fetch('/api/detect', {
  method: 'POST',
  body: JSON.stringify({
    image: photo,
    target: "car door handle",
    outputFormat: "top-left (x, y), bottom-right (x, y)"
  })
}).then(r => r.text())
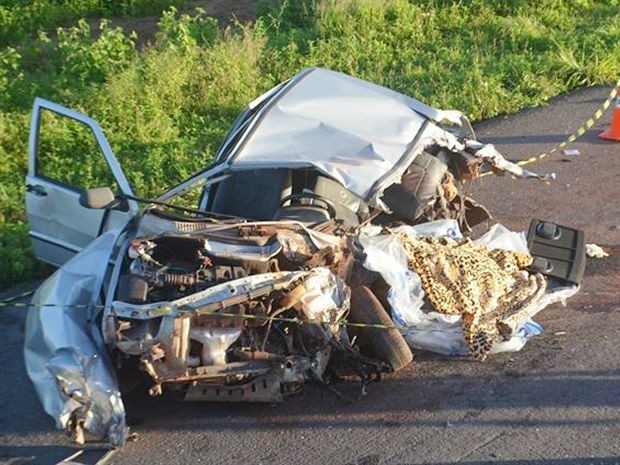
top-left (26, 183), bottom-right (47, 196)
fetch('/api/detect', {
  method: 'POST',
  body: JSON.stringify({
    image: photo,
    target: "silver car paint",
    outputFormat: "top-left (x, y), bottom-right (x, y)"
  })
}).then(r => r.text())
top-left (23, 69), bottom-right (552, 446)
top-left (26, 98), bottom-right (138, 267)
top-left (23, 229), bottom-right (128, 445)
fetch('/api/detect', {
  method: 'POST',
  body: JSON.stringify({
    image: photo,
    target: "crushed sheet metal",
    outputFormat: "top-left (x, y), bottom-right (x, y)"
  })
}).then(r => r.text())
top-left (109, 271), bottom-right (311, 321)
top-left (24, 230), bottom-right (128, 445)
top-left (134, 212), bottom-right (342, 253)
top-left (468, 141), bottom-right (555, 182)
top-left (204, 67), bottom-right (431, 202)
top-left (158, 67), bottom-right (547, 210)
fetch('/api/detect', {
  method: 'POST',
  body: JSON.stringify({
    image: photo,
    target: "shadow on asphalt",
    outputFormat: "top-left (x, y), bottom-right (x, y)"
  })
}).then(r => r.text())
top-left (103, 368), bottom-right (620, 433)
top-left (2, 448), bottom-right (618, 465)
top-left (0, 446), bottom-right (114, 465)
top-left (399, 460), bottom-right (620, 465)
top-left (1, 330), bottom-right (618, 436)
top-left (0, 446), bottom-right (73, 465)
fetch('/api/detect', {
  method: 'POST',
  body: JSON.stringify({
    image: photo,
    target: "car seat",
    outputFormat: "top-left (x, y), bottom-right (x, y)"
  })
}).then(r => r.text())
top-left (312, 174), bottom-right (368, 226)
top-left (210, 169), bottom-right (292, 220)
top-left (274, 171), bottom-right (368, 227)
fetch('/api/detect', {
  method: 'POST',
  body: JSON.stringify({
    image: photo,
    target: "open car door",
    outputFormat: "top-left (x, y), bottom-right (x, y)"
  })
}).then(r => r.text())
top-left (26, 98), bottom-right (138, 266)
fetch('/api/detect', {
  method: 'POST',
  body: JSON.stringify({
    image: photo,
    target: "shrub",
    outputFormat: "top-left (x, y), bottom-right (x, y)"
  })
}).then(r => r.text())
top-left (0, 223), bottom-right (50, 289)
top-left (0, 0), bottom-right (619, 289)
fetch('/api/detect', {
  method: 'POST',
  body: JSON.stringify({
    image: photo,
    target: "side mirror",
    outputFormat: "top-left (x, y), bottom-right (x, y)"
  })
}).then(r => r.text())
top-left (79, 187), bottom-right (121, 209)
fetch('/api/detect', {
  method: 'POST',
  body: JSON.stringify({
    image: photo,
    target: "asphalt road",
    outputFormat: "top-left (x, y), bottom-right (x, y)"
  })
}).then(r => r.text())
top-left (1, 85), bottom-right (619, 465)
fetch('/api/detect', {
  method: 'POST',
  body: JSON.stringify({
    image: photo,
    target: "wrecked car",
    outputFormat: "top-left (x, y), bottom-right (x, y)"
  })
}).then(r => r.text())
top-left (23, 67), bottom-right (583, 446)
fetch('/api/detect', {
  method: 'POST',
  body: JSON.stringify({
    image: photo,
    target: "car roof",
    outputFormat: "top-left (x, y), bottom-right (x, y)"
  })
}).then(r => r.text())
top-left (223, 68), bottom-right (434, 200)
top-left (160, 68), bottom-right (469, 207)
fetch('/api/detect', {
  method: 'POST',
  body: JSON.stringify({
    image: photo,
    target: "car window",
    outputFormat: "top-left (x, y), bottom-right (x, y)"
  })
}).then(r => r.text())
top-left (36, 109), bottom-right (119, 192)
top-left (217, 115), bottom-right (254, 162)
top-left (216, 88), bottom-right (278, 163)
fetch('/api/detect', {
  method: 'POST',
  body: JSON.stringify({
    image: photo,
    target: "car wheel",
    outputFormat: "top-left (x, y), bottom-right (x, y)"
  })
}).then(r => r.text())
top-left (348, 286), bottom-right (413, 372)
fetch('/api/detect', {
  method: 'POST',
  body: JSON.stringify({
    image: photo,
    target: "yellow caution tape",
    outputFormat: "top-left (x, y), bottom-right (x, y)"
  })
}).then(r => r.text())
top-left (0, 289), bottom-right (34, 303)
top-left (0, 300), bottom-right (408, 332)
top-left (481, 78), bottom-right (620, 176)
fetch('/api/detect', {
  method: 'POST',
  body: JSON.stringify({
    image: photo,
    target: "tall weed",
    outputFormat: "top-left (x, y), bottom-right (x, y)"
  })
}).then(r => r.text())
top-left (0, 0), bottom-right (619, 288)
top-left (0, 0), bottom-right (185, 46)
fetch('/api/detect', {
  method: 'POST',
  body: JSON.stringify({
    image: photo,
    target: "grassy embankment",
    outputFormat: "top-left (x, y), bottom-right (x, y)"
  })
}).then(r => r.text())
top-left (0, 0), bottom-right (619, 288)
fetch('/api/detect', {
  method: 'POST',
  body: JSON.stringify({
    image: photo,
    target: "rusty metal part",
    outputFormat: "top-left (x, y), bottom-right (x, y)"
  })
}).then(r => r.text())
top-left (114, 267), bottom-right (350, 406)
top-left (185, 274), bottom-right (308, 317)
top-left (279, 284), bottom-right (307, 309)
top-left (441, 172), bottom-right (458, 201)
top-left (143, 360), bottom-right (273, 388)
top-left (332, 239), bottom-right (355, 281)
top-left (183, 373), bottom-right (284, 402)
top-left (231, 349), bottom-right (287, 362)
top-left (192, 303), bottom-right (246, 328)
top-left (158, 316), bottom-right (190, 376)
top-left (276, 229), bottom-right (317, 260)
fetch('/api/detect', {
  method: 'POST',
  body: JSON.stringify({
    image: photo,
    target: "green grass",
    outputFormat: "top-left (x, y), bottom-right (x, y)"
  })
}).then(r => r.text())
top-left (1, 0), bottom-right (619, 289)
top-left (0, 0), bottom-right (187, 46)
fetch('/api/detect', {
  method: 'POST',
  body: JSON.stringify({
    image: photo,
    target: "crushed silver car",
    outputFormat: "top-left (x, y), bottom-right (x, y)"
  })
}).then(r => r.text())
top-left (24, 68), bottom-right (571, 446)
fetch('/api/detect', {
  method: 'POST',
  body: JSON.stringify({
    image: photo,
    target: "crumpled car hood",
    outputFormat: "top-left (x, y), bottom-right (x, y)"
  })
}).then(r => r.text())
top-left (24, 230), bottom-right (128, 445)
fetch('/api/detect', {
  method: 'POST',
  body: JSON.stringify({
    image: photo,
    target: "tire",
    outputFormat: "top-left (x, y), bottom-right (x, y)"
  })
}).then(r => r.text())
top-left (348, 286), bottom-right (413, 372)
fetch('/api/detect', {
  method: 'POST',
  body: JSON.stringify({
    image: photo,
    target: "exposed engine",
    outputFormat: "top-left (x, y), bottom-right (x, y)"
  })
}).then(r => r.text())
top-left (104, 230), bottom-right (378, 402)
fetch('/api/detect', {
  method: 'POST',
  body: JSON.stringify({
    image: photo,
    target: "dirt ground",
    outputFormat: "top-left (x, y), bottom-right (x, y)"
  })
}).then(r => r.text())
top-left (89, 1), bottom-right (258, 46)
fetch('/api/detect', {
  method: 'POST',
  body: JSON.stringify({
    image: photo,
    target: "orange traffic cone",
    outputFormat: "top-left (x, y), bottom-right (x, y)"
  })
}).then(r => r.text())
top-left (599, 89), bottom-right (620, 141)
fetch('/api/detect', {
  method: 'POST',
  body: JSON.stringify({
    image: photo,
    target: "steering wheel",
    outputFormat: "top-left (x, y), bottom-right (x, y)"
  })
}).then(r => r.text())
top-left (279, 193), bottom-right (337, 219)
